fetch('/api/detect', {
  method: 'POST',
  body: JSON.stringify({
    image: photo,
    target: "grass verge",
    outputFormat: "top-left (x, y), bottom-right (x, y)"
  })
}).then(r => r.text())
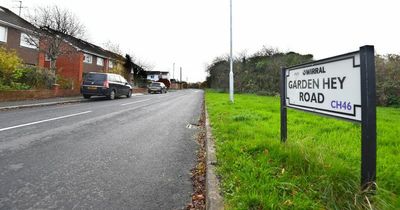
top-left (205, 90), bottom-right (399, 209)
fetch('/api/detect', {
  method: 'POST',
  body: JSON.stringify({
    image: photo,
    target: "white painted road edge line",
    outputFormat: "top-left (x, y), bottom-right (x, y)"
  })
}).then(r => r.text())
top-left (120, 99), bottom-right (151, 106)
top-left (0, 111), bottom-right (92, 132)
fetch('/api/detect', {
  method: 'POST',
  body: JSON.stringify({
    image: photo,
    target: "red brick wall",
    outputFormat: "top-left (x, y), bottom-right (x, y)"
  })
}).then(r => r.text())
top-left (0, 89), bottom-right (80, 102)
top-left (40, 41), bottom-right (84, 90)
top-left (56, 52), bottom-right (84, 89)
top-left (133, 88), bottom-right (147, 94)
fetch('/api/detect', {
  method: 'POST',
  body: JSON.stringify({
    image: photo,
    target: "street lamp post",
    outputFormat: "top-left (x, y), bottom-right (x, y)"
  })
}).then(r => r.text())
top-left (229, 0), bottom-right (234, 103)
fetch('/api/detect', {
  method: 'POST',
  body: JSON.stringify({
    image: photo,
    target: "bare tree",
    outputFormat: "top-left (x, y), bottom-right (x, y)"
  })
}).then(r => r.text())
top-left (25, 6), bottom-right (86, 82)
top-left (128, 53), bottom-right (155, 71)
top-left (102, 40), bottom-right (122, 55)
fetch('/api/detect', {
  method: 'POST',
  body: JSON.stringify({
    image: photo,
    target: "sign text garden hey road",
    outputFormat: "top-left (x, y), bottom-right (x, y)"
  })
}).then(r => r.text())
top-left (285, 52), bottom-right (361, 121)
top-left (280, 46), bottom-right (376, 189)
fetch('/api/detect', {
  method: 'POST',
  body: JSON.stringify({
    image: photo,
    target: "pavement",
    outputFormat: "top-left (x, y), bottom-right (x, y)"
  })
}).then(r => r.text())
top-left (0, 94), bottom-right (144, 110)
top-left (0, 90), bottom-right (203, 209)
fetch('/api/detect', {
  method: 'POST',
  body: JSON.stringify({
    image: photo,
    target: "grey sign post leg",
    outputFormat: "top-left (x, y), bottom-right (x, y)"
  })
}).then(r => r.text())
top-left (280, 67), bottom-right (287, 143)
top-left (360, 45), bottom-right (376, 190)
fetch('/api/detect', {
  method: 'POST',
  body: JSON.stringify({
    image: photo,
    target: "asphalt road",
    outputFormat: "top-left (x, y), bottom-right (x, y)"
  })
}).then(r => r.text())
top-left (0, 89), bottom-right (204, 209)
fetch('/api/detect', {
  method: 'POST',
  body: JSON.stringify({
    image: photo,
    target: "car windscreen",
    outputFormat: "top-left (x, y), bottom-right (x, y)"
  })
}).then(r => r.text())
top-left (85, 74), bottom-right (106, 81)
top-left (150, 83), bottom-right (161, 87)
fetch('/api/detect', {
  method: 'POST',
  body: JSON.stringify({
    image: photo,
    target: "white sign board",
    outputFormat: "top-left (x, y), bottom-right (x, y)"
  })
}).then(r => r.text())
top-left (285, 52), bottom-right (362, 121)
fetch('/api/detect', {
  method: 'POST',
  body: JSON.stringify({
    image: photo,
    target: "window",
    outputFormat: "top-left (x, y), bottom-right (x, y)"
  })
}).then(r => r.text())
top-left (120, 76), bottom-right (127, 83)
top-left (150, 75), bottom-right (154, 79)
top-left (83, 54), bottom-right (92, 63)
top-left (86, 73), bottom-right (106, 81)
top-left (97, 57), bottom-right (104, 66)
top-left (150, 83), bottom-right (161, 87)
top-left (108, 60), bottom-right (114, 68)
top-left (0, 26), bottom-right (7, 43)
top-left (116, 75), bottom-right (123, 82)
top-left (20, 33), bottom-right (38, 49)
top-left (109, 74), bottom-right (117, 82)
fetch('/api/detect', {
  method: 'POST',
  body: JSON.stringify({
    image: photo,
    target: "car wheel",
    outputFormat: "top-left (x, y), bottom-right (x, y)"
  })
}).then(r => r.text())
top-left (83, 94), bottom-right (91, 99)
top-left (127, 90), bottom-right (132, 98)
top-left (108, 90), bottom-right (116, 100)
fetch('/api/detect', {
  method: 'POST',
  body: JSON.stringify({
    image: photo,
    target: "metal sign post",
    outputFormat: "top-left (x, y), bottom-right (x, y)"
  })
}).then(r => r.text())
top-left (280, 45), bottom-right (376, 189)
top-left (360, 45), bottom-right (376, 189)
top-left (280, 67), bottom-right (287, 143)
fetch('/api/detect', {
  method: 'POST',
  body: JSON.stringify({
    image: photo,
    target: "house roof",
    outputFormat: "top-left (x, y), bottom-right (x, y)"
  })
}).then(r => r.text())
top-left (42, 27), bottom-right (124, 61)
top-left (0, 6), bottom-right (125, 62)
top-left (146, 71), bottom-right (170, 75)
top-left (0, 6), bottom-right (36, 31)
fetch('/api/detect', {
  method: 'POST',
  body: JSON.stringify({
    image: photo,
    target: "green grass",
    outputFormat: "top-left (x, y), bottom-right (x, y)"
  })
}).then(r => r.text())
top-left (205, 90), bottom-right (400, 210)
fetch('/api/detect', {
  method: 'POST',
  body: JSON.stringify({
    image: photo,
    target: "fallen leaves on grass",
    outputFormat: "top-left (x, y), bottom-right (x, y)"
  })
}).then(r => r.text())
top-left (186, 101), bottom-right (207, 210)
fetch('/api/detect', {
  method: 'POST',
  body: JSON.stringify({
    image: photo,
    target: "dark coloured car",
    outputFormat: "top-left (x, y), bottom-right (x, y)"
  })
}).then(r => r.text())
top-left (148, 82), bottom-right (167, 94)
top-left (80, 72), bottom-right (132, 100)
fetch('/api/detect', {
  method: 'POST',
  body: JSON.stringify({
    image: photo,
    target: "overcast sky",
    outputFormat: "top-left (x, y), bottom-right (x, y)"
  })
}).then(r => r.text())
top-left (1, 0), bottom-right (399, 82)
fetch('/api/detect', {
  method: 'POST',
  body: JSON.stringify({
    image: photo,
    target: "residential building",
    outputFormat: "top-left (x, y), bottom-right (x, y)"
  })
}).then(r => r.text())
top-left (0, 6), bottom-right (41, 66)
top-left (41, 28), bottom-right (125, 89)
top-left (0, 6), bottom-right (126, 90)
top-left (146, 71), bottom-right (170, 82)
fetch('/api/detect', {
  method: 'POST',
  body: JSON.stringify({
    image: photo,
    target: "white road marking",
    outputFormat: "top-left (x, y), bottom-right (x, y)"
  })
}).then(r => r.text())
top-left (120, 99), bottom-right (151, 106)
top-left (0, 111), bottom-right (92, 132)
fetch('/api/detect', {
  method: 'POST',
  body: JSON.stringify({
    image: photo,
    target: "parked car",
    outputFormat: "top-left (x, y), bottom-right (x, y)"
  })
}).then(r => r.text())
top-left (148, 82), bottom-right (167, 94)
top-left (80, 72), bottom-right (132, 100)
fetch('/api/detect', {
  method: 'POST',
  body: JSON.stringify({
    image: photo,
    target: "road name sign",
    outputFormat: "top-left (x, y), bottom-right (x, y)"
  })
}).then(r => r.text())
top-left (280, 46), bottom-right (376, 190)
top-left (285, 52), bottom-right (361, 121)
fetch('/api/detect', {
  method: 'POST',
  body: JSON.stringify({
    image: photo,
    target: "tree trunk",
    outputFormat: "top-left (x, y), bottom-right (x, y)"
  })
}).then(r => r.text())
top-left (50, 58), bottom-right (58, 84)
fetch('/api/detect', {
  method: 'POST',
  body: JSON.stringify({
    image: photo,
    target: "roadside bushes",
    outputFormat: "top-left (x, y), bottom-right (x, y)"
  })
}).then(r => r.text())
top-left (376, 54), bottom-right (400, 106)
top-left (206, 47), bottom-right (313, 95)
top-left (206, 46), bottom-right (400, 107)
top-left (0, 47), bottom-right (22, 87)
top-left (21, 66), bottom-right (56, 89)
top-left (0, 47), bottom-right (59, 90)
top-left (56, 75), bottom-right (74, 89)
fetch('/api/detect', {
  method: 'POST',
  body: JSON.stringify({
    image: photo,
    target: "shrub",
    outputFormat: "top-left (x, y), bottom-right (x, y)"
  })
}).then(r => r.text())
top-left (108, 62), bottom-right (129, 80)
top-left (0, 47), bottom-right (22, 85)
top-left (21, 66), bottom-right (55, 89)
top-left (57, 75), bottom-right (74, 89)
top-left (207, 47), bottom-right (400, 107)
top-left (376, 54), bottom-right (400, 106)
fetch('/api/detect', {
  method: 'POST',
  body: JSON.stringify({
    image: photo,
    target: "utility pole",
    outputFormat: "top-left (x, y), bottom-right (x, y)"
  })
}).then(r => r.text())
top-left (18, 1), bottom-right (22, 16)
top-left (13, 0), bottom-right (26, 16)
top-left (180, 67), bottom-right (182, 89)
top-left (173, 62), bottom-right (175, 80)
top-left (229, 0), bottom-right (234, 103)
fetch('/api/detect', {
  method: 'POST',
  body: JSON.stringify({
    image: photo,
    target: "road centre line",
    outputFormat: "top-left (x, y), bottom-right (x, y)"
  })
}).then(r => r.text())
top-left (120, 99), bottom-right (151, 106)
top-left (0, 111), bottom-right (92, 132)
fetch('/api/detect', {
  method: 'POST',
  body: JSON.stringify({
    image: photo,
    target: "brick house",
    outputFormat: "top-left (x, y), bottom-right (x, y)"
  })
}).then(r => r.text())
top-left (1, 6), bottom-right (125, 90)
top-left (41, 29), bottom-right (125, 89)
top-left (0, 6), bottom-right (41, 66)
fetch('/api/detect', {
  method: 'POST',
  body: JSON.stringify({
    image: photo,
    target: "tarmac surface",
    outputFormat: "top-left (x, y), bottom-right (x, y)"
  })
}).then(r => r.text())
top-left (0, 89), bottom-right (203, 209)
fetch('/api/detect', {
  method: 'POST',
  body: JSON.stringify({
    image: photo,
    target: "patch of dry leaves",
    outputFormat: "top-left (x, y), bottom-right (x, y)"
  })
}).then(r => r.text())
top-left (186, 101), bottom-right (206, 210)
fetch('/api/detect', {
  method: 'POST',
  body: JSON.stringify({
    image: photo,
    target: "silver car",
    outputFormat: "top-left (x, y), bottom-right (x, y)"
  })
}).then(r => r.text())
top-left (148, 82), bottom-right (167, 94)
